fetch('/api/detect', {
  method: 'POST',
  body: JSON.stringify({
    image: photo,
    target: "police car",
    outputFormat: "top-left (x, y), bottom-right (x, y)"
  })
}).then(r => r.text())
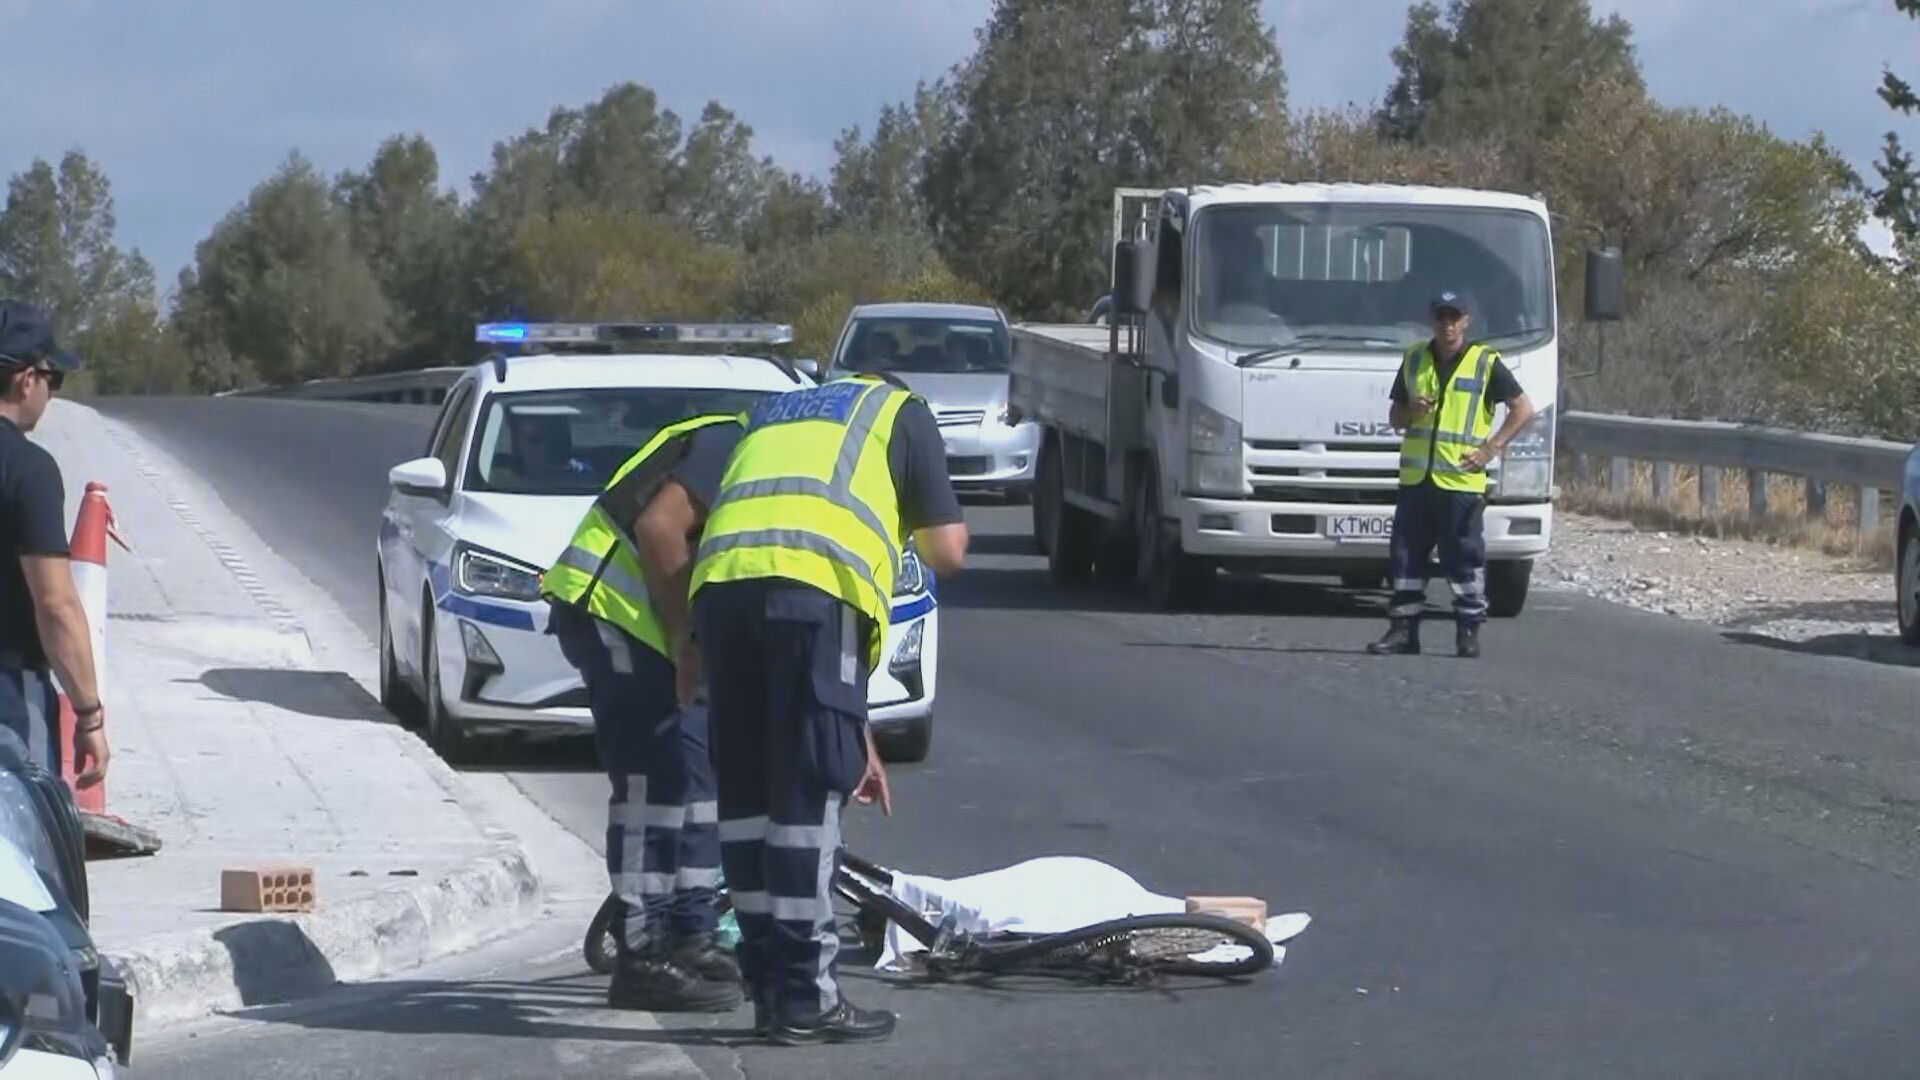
top-left (374, 321), bottom-right (940, 764)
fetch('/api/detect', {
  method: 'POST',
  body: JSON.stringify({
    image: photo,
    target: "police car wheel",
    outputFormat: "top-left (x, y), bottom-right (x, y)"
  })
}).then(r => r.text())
top-left (376, 574), bottom-right (423, 725)
top-left (421, 600), bottom-right (472, 761)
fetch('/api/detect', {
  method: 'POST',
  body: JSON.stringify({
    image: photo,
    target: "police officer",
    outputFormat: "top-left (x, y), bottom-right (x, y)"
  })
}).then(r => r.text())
top-left (685, 371), bottom-right (967, 1045)
top-left (1368, 290), bottom-right (1535, 658)
top-left (542, 410), bottom-right (748, 1013)
top-left (0, 300), bottom-right (105, 781)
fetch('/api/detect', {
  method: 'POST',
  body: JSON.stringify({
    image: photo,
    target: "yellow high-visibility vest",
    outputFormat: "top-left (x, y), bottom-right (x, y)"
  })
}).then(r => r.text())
top-left (1398, 341), bottom-right (1499, 493)
top-left (689, 375), bottom-right (913, 673)
top-left (540, 412), bottom-right (744, 658)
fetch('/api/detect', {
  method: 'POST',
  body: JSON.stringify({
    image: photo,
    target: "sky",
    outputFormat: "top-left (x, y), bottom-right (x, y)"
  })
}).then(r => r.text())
top-left (0, 0), bottom-right (1913, 292)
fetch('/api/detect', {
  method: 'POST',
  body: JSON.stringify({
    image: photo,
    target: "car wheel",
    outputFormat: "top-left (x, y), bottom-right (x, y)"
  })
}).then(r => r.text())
top-left (1899, 519), bottom-right (1920, 646)
top-left (876, 715), bottom-right (932, 764)
top-left (420, 599), bottom-right (474, 763)
top-left (377, 571), bottom-right (424, 726)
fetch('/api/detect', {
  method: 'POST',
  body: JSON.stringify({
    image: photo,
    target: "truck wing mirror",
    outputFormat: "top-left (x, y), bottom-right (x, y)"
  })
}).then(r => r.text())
top-left (1112, 239), bottom-right (1154, 316)
top-left (1584, 247), bottom-right (1624, 322)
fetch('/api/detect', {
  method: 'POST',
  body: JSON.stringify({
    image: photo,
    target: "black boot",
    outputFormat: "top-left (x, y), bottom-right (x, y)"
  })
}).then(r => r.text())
top-left (609, 941), bottom-right (744, 1013)
top-left (766, 996), bottom-right (898, 1046)
top-left (669, 929), bottom-right (743, 985)
top-left (1456, 621), bottom-right (1481, 659)
top-left (1366, 617), bottom-right (1421, 655)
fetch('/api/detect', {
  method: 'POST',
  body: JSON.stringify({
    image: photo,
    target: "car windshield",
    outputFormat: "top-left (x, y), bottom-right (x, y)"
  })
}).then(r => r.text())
top-left (836, 316), bottom-right (1009, 375)
top-left (465, 386), bottom-right (778, 496)
top-left (1188, 202), bottom-right (1556, 354)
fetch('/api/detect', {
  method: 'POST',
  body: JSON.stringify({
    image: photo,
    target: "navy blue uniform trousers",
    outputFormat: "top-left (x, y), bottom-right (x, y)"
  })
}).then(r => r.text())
top-left (1386, 483), bottom-right (1488, 624)
top-left (0, 664), bottom-right (60, 773)
top-left (550, 602), bottom-right (721, 957)
top-left (693, 578), bottom-right (872, 1024)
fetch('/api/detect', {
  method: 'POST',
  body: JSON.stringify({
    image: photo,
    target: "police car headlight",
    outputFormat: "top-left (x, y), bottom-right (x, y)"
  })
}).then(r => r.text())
top-left (453, 545), bottom-right (543, 602)
top-left (891, 620), bottom-right (925, 667)
top-left (893, 548), bottom-right (926, 597)
top-left (0, 898), bottom-right (106, 1070)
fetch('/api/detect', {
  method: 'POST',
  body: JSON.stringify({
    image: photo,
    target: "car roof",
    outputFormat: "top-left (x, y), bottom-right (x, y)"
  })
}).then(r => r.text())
top-left (848, 301), bottom-right (1005, 322)
top-left (463, 351), bottom-right (809, 396)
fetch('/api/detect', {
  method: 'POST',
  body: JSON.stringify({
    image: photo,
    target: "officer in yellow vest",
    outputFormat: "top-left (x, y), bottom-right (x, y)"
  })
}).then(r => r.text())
top-left (685, 371), bottom-right (968, 1045)
top-left (1368, 290), bottom-right (1535, 658)
top-left (542, 410), bottom-right (750, 1014)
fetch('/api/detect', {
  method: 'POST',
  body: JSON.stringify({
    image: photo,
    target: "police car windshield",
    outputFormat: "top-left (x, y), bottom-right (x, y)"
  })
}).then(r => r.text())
top-left (465, 387), bottom-right (774, 496)
top-left (1189, 202), bottom-right (1555, 354)
top-left (835, 317), bottom-right (1009, 376)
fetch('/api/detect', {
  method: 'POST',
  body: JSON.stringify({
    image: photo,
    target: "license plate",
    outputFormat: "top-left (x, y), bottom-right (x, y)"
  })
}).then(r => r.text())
top-left (1326, 514), bottom-right (1393, 540)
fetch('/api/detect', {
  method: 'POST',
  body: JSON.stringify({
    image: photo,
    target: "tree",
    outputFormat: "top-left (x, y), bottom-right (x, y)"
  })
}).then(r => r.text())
top-left (176, 153), bottom-right (393, 385)
top-left (1377, 0), bottom-right (1642, 172)
top-left (1870, 0), bottom-right (1920, 268)
top-left (508, 203), bottom-right (745, 323)
top-left (923, 0), bottom-right (1285, 316)
top-left (668, 101), bottom-right (773, 244)
top-left (334, 134), bottom-right (467, 364)
top-left (830, 83), bottom-right (947, 234)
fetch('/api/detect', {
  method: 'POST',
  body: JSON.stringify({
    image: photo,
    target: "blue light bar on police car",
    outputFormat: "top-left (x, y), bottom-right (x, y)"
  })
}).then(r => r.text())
top-left (475, 321), bottom-right (795, 346)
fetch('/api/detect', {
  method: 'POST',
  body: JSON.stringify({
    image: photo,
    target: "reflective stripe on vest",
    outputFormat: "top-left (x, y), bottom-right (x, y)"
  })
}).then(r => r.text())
top-left (1398, 341), bottom-right (1497, 492)
top-left (690, 376), bottom-right (911, 673)
top-left (540, 413), bottom-right (744, 659)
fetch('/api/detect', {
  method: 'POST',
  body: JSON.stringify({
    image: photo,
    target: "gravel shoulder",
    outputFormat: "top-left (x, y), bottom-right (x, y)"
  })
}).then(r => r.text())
top-left (1539, 511), bottom-right (1905, 653)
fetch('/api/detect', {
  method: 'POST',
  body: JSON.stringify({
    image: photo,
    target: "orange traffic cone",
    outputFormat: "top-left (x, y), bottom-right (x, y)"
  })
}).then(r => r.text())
top-left (58, 482), bottom-right (118, 812)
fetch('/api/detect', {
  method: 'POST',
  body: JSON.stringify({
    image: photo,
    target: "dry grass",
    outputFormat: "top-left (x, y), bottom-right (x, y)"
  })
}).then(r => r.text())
top-left (1554, 453), bottom-right (1899, 571)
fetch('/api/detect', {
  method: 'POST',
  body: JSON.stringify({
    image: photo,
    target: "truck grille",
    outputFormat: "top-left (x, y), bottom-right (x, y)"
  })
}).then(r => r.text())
top-left (1245, 439), bottom-right (1402, 505)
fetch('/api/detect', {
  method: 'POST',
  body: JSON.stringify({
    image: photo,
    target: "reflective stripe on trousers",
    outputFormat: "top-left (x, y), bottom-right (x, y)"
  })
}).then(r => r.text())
top-left (1385, 484), bottom-right (1488, 624)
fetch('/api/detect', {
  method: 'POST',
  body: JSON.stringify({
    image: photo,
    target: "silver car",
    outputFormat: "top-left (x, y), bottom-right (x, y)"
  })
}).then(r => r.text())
top-left (826, 301), bottom-right (1041, 500)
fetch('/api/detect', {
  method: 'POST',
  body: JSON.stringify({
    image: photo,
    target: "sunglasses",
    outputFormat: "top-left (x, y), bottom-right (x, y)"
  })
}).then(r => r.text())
top-left (1, 354), bottom-right (63, 391)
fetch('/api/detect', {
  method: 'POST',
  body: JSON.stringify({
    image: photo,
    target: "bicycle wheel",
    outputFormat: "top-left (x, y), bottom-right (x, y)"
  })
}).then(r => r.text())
top-left (961, 911), bottom-right (1275, 980)
top-left (832, 850), bottom-right (941, 950)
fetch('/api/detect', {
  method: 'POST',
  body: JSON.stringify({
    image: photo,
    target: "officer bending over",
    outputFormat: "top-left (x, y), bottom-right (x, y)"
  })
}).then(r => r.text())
top-left (542, 411), bottom-right (748, 1013)
top-left (686, 371), bottom-right (966, 1045)
top-left (1369, 290), bottom-right (1535, 658)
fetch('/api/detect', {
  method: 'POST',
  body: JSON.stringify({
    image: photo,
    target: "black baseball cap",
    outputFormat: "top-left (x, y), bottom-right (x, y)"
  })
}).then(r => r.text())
top-left (0, 299), bottom-right (82, 373)
top-left (1429, 290), bottom-right (1474, 318)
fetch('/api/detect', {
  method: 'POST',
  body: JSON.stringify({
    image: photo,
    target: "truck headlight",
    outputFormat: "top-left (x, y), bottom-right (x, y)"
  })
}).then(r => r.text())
top-left (0, 898), bottom-right (107, 1069)
top-left (1187, 401), bottom-right (1245, 496)
top-left (453, 545), bottom-right (543, 602)
top-left (1492, 403), bottom-right (1554, 500)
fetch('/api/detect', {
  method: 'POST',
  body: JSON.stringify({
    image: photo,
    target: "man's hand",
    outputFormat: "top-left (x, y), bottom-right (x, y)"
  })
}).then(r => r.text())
top-left (71, 713), bottom-right (108, 788)
top-left (1461, 443), bottom-right (1498, 471)
top-left (673, 631), bottom-right (702, 706)
top-left (1410, 395), bottom-right (1436, 419)
top-left (853, 725), bottom-right (892, 815)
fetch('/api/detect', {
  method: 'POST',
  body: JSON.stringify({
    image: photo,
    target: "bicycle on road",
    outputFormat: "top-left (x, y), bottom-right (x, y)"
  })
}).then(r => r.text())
top-left (583, 847), bottom-right (1276, 985)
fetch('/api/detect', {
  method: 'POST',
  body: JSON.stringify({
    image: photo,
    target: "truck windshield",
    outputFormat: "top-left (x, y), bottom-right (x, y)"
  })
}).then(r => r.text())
top-left (836, 316), bottom-right (1010, 375)
top-left (463, 387), bottom-right (774, 496)
top-left (1189, 203), bottom-right (1555, 355)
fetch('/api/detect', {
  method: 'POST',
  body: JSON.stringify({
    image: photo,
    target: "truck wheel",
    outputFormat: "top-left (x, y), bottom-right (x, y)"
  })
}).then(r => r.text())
top-left (1485, 560), bottom-right (1532, 618)
top-left (1032, 443), bottom-right (1056, 556)
top-left (1134, 468), bottom-right (1213, 611)
top-left (1045, 447), bottom-right (1097, 585)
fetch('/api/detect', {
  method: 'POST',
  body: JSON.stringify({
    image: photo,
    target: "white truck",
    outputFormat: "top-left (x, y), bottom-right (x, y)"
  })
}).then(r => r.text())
top-left (1011, 182), bottom-right (1622, 614)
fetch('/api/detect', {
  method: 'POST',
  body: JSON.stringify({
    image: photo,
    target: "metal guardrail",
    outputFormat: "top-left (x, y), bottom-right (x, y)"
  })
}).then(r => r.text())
top-left (222, 367), bottom-right (1917, 530)
top-left (1557, 412), bottom-right (1913, 532)
top-left (218, 366), bottom-right (467, 405)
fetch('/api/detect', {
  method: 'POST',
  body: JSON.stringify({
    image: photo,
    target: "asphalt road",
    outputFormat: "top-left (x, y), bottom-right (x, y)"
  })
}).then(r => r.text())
top-left (98, 394), bottom-right (1920, 1079)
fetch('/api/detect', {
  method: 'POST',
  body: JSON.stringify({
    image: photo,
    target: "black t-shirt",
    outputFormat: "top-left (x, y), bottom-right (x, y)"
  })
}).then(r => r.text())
top-left (0, 417), bottom-right (69, 669)
top-left (601, 421), bottom-right (744, 526)
top-left (1389, 340), bottom-right (1524, 410)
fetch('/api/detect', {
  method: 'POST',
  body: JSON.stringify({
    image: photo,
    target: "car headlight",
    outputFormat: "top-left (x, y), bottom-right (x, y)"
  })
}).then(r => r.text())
top-left (993, 400), bottom-right (1012, 426)
top-left (893, 547), bottom-right (926, 597)
top-left (0, 898), bottom-right (105, 1070)
top-left (1491, 403), bottom-right (1555, 500)
top-left (891, 620), bottom-right (925, 668)
top-left (453, 545), bottom-right (543, 602)
top-left (1187, 401), bottom-right (1245, 496)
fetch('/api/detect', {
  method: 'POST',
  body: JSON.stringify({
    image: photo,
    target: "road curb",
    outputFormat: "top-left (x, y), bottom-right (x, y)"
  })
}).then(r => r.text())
top-left (102, 840), bottom-right (543, 1031)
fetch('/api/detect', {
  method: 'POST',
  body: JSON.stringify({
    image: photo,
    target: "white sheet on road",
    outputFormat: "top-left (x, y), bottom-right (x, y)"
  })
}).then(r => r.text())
top-left (872, 855), bottom-right (1311, 973)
